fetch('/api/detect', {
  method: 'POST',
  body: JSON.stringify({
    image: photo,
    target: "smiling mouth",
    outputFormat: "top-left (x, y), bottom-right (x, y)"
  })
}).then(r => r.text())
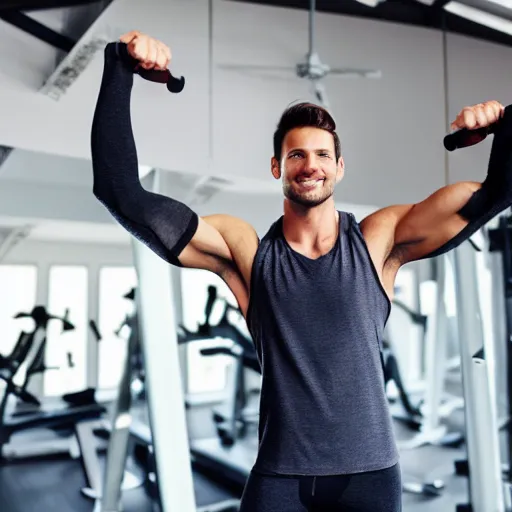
top-left (296, 178), bottom-right (324, 189)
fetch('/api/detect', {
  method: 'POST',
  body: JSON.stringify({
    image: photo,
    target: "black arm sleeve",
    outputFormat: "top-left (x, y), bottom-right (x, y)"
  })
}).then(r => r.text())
top-left (422, 104), bottom-right (512, 260)
top-left (91, 42), bottom-right (198, 266)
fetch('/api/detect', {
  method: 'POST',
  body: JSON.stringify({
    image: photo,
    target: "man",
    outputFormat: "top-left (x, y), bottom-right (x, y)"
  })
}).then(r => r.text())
top-left (91, 30), bottom-right (510, 512)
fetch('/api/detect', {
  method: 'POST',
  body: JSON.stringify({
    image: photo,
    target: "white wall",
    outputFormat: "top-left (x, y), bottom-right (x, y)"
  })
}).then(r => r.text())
top-left (447, 33), bottom-right (512, 185)
top-left (212, 2), bottom-right (447, 206)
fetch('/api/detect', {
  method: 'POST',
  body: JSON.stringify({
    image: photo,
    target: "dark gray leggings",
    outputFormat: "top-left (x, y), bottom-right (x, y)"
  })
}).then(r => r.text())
top-left (239, 463), bottom-right (402, 512)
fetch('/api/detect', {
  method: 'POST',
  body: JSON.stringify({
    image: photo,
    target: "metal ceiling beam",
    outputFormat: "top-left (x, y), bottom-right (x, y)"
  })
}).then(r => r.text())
top-left (234, 0), bottom-right (512, 48)
top-left (0, 146), bottom-right (13, 169)
top-left (0, 0), bottom-right (102, 11)
top-left (0, 11), bottom-right (76, 52)
top-left (432, 0), bottom-right (453, 7)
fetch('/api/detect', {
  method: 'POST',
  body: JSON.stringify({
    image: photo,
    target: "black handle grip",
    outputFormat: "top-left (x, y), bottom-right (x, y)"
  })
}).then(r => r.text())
top-left (116, 42), bottom-right (185, 93)
top-left (443, 124), bottom-right (497, 152)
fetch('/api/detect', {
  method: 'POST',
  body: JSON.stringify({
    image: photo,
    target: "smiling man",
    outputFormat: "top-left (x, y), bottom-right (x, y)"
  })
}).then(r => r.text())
top-left (91, 30), bottom-right (511, 512)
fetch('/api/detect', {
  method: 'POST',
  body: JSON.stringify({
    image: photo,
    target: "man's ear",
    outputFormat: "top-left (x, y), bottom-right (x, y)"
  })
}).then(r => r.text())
top-left (271, 157), bottom-right (281, 180)
top-left (336, 156), bottom-right (345, 183)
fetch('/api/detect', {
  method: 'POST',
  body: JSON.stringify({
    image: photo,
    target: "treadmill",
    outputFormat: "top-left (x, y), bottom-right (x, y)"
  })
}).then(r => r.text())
top-left (179, 287), bottom-right (260, 489)
top-left (0, 308), bottom-right (107, 462)
top-left (189, 343), bottom-right (258, 488)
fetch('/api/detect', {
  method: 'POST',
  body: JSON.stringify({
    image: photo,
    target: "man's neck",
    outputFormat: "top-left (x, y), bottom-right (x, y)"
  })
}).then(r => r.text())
top-left (282, 199), bottom-right (339, 256)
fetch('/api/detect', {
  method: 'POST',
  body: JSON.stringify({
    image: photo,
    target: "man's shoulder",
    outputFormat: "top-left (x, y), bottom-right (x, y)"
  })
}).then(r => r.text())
top-left (358, 205), bottom-right (410, 235)
top-left (357, 207), bottom-right (405, 266)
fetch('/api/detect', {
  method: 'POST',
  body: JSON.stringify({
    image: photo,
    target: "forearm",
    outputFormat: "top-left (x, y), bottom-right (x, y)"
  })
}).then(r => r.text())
top-left (458, 104), bottom-right (512, 220)
top-left (91, 42), bottom-right (198, 265)
top-left (424, 107), bottom-right (512, 259)
top-left (91, 42), bottom-right (143, 206)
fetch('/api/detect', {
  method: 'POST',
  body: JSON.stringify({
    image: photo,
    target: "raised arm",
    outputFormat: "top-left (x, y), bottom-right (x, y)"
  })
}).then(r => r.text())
top-left (91, 31), bottom-right (252, 275)
top-left (364, 101), bottom-right (511, 266)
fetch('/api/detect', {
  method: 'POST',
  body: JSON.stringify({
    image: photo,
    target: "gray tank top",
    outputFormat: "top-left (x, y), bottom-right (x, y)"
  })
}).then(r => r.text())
top-left (246, 211), bottom-right (399, 475)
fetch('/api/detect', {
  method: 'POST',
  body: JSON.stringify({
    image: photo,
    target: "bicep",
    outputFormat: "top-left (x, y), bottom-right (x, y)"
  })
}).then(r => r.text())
top-left (177, 216), bottom-right (234, 271)
top-left (392, 182), bottom-right (479, 263)
top-left (177, 215), bottom-right (259, 288)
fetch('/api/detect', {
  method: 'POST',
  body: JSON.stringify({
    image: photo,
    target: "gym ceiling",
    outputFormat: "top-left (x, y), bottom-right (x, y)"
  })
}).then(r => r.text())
top-left (1, 0), bottom-right (512, 53)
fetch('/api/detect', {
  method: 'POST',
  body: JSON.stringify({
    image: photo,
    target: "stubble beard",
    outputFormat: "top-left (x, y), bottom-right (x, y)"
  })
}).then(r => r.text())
top-left (283, 180), bottom-right (335, 208)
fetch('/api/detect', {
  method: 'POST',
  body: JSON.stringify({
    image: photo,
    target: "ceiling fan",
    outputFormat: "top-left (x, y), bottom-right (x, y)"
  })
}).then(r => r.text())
top-left (217, 0), bottom-right (382, 108)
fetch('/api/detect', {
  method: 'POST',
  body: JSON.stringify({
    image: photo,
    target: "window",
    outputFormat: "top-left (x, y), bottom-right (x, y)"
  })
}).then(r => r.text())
top-left (97, 266), bottom-right (138, 390)
top-left (0, 265), bottom-right (38, 357)
top-left (45, 266), bottom-right (88, 396)
top-left (181, 269), bottom-right (240, 395)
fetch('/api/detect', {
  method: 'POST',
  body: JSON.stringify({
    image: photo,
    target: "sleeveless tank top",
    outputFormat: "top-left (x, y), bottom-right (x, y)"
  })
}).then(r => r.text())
top-left (246, 211), bottom-right (399, 475)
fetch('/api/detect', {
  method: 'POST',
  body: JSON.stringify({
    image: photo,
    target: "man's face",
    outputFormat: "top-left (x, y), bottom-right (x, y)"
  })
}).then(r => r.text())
top-left (272, 127), bottom-right (344, 208)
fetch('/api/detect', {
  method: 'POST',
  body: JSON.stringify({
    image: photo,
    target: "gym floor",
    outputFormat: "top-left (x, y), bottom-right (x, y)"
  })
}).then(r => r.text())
top-left (0, 399), bottom-right (492, 511)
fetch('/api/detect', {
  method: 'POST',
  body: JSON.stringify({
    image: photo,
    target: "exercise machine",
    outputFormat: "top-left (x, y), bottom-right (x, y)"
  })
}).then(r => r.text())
top-left (176, 284), bottom-right (261, 447)
top-left (451, 233), bottom-right (507, 511)
top-left (384, 301), bottom-right (426, 429)
top-left (81, 288), bottom-right (146, 507)
top-left (402, 257), bottom-right (464, 451)
top-left (192, 286), bottom-right (260, 447)
top-left (114, 288), bottom-right (146, 400)
top-left (0, 306), bottom-right (73, 413)
top-left (0, 306), bottom-right (107, 464)
top-left (7, 310), bottom-right (101, 415)
top-left (487, 214), bottom-right (512, 508)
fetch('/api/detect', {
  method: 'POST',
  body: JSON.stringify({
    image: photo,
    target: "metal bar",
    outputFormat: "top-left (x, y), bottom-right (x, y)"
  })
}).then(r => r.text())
top-left (232, 0), bottom-right (512, 49)
top-left (0, 0), bottom-right (101, 11)
top-left (75, 421), bottom-right (103, 492)
top-left (131, 170), bottom-right (196, 512)
top-left (0, 11), bottom-right (76, 52)
top-left (83, 317), bottom-right (143, 511)
top-left (451, 242), bottom-right (505, 512)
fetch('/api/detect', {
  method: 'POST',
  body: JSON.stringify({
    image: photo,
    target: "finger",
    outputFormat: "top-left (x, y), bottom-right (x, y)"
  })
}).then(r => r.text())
top-left (499, 101), bottom-right (506, 118)
top-left (120, 30), bottom-right (141, 44)
top-left (483, 102), bottom-right (499, 125)
top-left (488, 100), bottom-right (505, 120)
top-left (163, 45), bottom-right (172, 69)
top-left (154, 45), bottom-right (162, 70)
top-left (129, 37), bottom-right (147, 63)
top-left (474, 105), bottom-right (487, 128)
top-left (155, 43), bottom-right (167, 70)
top-left (450, 112), bottom-right (466, 131)
top-left (490, 101), bottom-right (502, 120)
top-left (141, 38), bottom-right (157, 70)
top-left (148, 39), bottom-right (158, 69)
top-left (462, 108), bottom-right (477, 129)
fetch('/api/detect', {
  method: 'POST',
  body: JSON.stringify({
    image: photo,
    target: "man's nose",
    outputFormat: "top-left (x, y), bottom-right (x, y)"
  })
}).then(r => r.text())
top-left (305, 154), bottom-right (320, 172)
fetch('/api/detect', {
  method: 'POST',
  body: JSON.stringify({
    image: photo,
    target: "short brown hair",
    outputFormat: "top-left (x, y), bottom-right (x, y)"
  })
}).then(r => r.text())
top-left (273, 102), bottom-right (341, 162)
